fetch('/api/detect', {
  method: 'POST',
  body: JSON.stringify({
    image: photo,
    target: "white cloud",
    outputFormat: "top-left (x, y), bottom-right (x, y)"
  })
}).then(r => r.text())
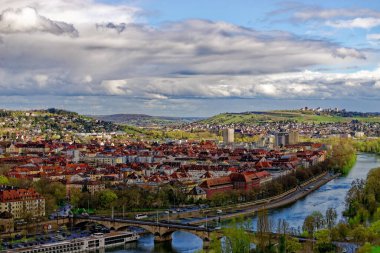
top-left (101, 80), bottom-right (129, 95)
top-left (367, 33), bottom-right (380, 45)
top-left (0, 0), bottom-right (140, 25)
top-left (326, 18), bottom-right (380, 29)
top-left (367, 34), bottom-right (380, 40)
top-left (293, 8), bottom-right (380, 21)
top-left (0, 7), bottom-right (77, 36)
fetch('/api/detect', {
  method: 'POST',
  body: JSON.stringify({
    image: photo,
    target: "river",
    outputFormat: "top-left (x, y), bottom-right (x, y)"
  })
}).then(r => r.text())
top-left (107, 153), bottom-right (380, 253)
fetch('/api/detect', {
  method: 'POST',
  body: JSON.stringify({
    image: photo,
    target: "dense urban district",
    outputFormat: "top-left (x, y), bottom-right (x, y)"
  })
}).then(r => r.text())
top-left (0, 107), bottom-right (379, 252)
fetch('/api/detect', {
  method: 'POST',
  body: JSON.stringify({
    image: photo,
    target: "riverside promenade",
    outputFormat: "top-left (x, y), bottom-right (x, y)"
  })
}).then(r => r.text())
top-left (189, 172), bottom-right (340, 224)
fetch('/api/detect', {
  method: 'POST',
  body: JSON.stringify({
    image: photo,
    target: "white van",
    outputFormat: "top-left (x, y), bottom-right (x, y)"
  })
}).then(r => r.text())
top-left (135, 214), bottom-right (148, 219)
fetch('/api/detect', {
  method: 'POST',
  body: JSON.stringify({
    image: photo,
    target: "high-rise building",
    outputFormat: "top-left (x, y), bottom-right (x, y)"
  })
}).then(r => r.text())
top-left (275, 131), bottom-right (299, 147)
top-left (274, 132), bottom-right (289, 147)
top-left (222, 128), bottom-right (234, 144)
top-left (289, 131), bottom-right (299, 145)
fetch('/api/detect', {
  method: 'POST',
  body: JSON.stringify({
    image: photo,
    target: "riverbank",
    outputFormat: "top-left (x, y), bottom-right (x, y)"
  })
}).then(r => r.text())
top-left (189, 172), bottom-right (340, 224)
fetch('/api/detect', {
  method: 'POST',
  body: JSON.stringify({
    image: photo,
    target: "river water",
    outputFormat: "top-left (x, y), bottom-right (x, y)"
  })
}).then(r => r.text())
top-left (107, 153), bottom-right (380, 253)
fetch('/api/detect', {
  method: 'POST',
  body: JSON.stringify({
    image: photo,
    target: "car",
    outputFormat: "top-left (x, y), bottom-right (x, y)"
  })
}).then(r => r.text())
top-left (216, 209), bottom-right (223, 214)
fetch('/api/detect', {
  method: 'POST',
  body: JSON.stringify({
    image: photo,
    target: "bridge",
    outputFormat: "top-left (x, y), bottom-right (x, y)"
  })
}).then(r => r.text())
top-left (71, 215), bottom-right (214, 246)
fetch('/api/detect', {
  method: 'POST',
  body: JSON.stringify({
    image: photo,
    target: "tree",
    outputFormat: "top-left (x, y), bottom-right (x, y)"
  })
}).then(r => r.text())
top-left (311, 211), bottom-right (325, 230)
top-left (256, 208), bottom-right (273, 252)
top-left (350, 225), bottom-right (369, 243)
top-left (325, 208), bottom-right (337, 230)
top-left (276, 219), bottom-right (289, 235)
top-left (303, 215), bottom-right (315, 238)
top-left (223, 226), bottom-right (251, 253)
top-left (327, 138), bottom-right (356, 174)
top-left (303, 211), bottom-right (324, 238)
top-left (315, 229), bottom-right (335, 253)
top-left (69, 188), bottom-right (82, 207)
top-left (331, 222), bottom-right (349, 241)
top-left (286, 237), bottom-right (302, 253)
top-left (0, 175), bottom-right (9, 185)
top-left (98, 189), bottom-right (117, 209)
top-left (357, 242), bottom-right (373, 253)
top-left (33, 179), bottom-right (66, 214)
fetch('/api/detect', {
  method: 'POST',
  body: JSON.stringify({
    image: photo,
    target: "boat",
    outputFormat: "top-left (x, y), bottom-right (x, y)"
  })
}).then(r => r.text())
top-left (6, 231), bottom-right (140, 253)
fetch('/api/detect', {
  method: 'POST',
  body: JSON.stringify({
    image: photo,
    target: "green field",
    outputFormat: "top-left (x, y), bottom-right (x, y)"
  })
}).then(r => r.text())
top-left (200, 110), bottom-right (380, 125)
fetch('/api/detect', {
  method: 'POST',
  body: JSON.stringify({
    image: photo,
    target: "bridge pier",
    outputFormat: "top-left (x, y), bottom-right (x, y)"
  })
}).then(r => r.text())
top-left (203, 239), bottom-right (210, 249)
top-left (154, 233), bottom-right (173, 242)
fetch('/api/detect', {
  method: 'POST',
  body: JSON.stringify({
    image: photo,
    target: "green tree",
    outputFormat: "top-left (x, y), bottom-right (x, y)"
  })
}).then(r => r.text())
top-left (223, 219), bottom-right (252, 253)
top-left (98, 189), bottom-right (117, 209)
top-left (303, 211), bottom-right (324, 238)
top-left (357, 242), bottom-right (373, 253)
top-left (0, 175), bottom-right (9, 185)
top-left (69, 188), bottom-right (82, 207)
top-left (286, 237), bottom-right (302, 253)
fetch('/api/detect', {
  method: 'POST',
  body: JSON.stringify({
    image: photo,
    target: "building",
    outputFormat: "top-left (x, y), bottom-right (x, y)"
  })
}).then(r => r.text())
top-left (67, 180), bottom-right (105, 196)
top-left (274, 132), bottom-right (289, 147)
top-left (222, 128), bottom-right (234, 144)
top-left (0, 186), bottom-right (45, 219)
top-left (200, 171), bottom-right (272, 198)
top-left (82, 155), bottom-right (126, 166)
top-left (354, 131), bottom-right (365, 138)
top-left (275, 131), bottom-right (299, 147)
top-left (6, 143), bottom-right (50, 154)
top-left (289, 131), bottom-right (299, 145)
top-left (188, 186), bottom-right (207, 201)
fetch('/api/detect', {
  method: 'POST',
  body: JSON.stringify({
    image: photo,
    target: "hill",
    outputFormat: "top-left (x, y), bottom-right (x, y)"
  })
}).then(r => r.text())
top-left (0, 108), bottom-right (122, 135)
top-left (199, 110), bottom-right (380, 125)
top-left (91, 114), bottom-right (203, 127)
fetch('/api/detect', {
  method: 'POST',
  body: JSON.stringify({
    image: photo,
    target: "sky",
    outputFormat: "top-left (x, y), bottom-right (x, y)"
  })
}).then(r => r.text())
top-left (0, 0), bottom-right (380, 116)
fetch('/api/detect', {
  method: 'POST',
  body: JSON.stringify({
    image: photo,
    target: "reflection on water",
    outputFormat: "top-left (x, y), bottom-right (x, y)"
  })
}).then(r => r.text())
top-left (107, 232), bottom-right (203, 253)
top-left (107, 153), bottom-right (380, 253)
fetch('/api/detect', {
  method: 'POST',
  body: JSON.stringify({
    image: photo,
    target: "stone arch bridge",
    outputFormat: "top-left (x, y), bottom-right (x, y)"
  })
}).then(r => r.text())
top-left (70, 216), bottom-right (213, 246)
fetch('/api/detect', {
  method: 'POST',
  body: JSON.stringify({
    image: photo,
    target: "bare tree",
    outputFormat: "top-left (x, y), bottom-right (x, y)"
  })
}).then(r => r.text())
top-left (325, 207), bottom-right (337, 230)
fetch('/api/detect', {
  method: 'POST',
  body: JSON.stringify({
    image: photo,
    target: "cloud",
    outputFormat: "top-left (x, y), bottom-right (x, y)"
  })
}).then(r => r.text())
top-left (293, 8), bottom-right (380, 21)
top-left (367, 33), bottom-right (380, 45)
top-left (271, 4), bottom-right (380, 30)
top-left (0, 0), bottom-right (377, 114)
top-left (333, 48), bottom-right (366, 60)
top-left (326, 18), bottom-right (380, 29)
top-left (0, 7), bottom-right (78, 36)
top-left (0, 17), bottom-right (370, 99)
top-left (1, 0), bottom-right (140, 25)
